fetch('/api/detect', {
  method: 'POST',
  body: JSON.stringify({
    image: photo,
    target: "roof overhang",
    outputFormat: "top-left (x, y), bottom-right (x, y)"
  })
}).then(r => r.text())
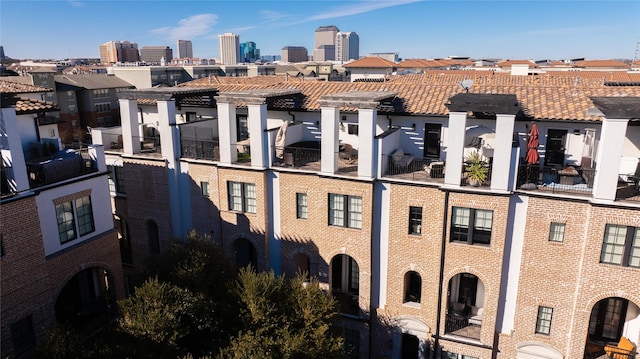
top-left (117, 87), bottom-right (219, 108)
top-left (318, 91), bottom-right (398, 109)
top-left (590, 96), bottom-right (640, 120)
top-left (215, 88), bottom-right (303, 105)
top-left (446, 93), bottom-right (521, 115)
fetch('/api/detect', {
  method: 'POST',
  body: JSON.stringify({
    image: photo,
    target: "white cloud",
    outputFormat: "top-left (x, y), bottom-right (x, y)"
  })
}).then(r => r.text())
top-left (303, 0), bottom-right (422, 22)
top-left (260, 9), bottom-right (290, 23)
top-left (151, 14), bottom-right (219, 41)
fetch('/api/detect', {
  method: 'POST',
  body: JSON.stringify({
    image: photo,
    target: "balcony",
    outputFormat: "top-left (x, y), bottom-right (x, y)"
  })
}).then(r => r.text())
top-left (517, 164), bottom-right (596, 196)
top-left (383, 155), bottom-right (446, 184)
top-left (275, 142), bottom-right (322, 170)
top-left (26, 148), bottom-right (98, 188)
top-left (181, 137), bottom-right (219, 161)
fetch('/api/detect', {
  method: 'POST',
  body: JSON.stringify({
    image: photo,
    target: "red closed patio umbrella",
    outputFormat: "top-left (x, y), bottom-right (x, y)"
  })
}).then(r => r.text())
top-left (525, 123), bottom-right (539, 165)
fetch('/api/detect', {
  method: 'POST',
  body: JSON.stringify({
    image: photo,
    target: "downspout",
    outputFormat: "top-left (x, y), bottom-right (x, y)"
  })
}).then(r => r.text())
top-left (434, 190), bottom-right (450, 354)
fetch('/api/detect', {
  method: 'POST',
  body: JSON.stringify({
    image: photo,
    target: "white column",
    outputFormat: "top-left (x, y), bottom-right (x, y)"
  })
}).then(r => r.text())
top-left (444, 111), bottom-right (467, 187)
top-left (357, 107), bottom-right (377, 179)
top-left (248, 103), bottom-right (267, 169)
top-left (88, 145), bottom-right (106, 173)
top-left (157, 100), bottom-right (179, 163)
top-left (119, 98), bottom-right (141, 155)
top-left (1, 108), bottom-right (29, 192)
top-left (593, 118), bottom-right (629, 201)
top-left (491, 114), bottom-right (516, 192)
top-left (217, 101), bottom-right (237, 164)
top-left (320, 106), bottom-right (339, 174)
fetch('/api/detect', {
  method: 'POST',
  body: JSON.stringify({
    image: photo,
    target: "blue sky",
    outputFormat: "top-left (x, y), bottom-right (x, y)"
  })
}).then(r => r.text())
top-left (2, 0), bottom-right (639, 61)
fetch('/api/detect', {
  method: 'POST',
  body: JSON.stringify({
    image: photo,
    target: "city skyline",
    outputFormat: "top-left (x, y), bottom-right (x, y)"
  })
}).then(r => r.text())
top-left (1, 0), bottom-right (639, 61)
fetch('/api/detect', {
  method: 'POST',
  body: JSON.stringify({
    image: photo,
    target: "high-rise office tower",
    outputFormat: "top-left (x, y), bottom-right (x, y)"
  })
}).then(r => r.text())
top-left (177, 40), bottom-right (193, 59)
top-left (218, 33), bottom-right (240, 65)
top-left (240, 41), bottom-right (260, 63)
top-left (313, 25), bottom-right (339, 61)
top-left (140, 46), bottom-right (173, 65)
top-left (281, 46), bottom-right (308, 63)
top-left (335, 32), bottom-right (359, 62)
top-left (99, 41), bottom-right (140, 64)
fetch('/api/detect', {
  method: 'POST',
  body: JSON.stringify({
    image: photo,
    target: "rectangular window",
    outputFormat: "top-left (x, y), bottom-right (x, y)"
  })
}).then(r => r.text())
top-left (55, 196), bottom-right (95, 244)
top-left (186, 112), bottom-right (197, 122)
top-left (450, 207), bottom-right (493, 245)
top-left (535, 306), bottom-right (553, 335)
top-left (11, 315), bottom-right (35, 355)
top-left (348, 124), bottom-right (359, 135)
top-left (409, 206), bottom-right (422, 235)
top-left (296, 193), bottom-right (308, 219)
top-left (549, 222), bottom-right (566, 242)
top-left (56, 201), bottom-right (77, 243)
top-left (107, 166), bottom-right (126, 194)
top-left (75, 196), bottom-right (95, 236)
top-left (236, 115), bottom-right (249, 141)
top-left (227, 181), bottom-right (256, 213)
top-left (329, 194), bottom-right (362, 229)
top-left (601, 224), bottom-right (640, 268)
top-left (201, 181), bottom-right (209, 197)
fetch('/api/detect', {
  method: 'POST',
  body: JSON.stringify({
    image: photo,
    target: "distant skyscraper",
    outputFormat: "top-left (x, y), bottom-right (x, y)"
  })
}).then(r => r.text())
top-left (281, 46), bottom-right (308, 63)
top-left (218, 33), bottom-right (240, 65)
top-left (335, 32), bottom-right (359, 61)
top-left (240, 41), bottom-right (260, 63)
top-left (177, 40), bottom-right (193, 59)
top-left (0, 46), bottom-right (5, 60)
top-left (99, 41), bottom-right (140, 64)
top-left (313, 25), bottom-right (339, 61)
top-left (140, 46), bottom-right (173, 65)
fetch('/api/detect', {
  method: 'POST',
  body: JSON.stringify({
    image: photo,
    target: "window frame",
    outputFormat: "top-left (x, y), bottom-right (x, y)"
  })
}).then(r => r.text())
top-left (296, 192), bottom-right (308, 219)
top-left (535, 306), bottom-right (553, 335)
top-left (549, 222), bottom-right (566, 242)
top-left (200, 181), bottom-right (209, 197)
top-left (328, 194), bottom-right (362, 229)
top-left (55, 196), bottom-right (95, 244)
top-left (408, 206), bottom-right (423, 235)
top-left (236, 114), bottom-right (249, 142)
top-left (450, 207), bottom-right (493, 245)
top-left (227, 181), bottom-right (256, 214)
top-left (600, 224), bottom-right (640, 268)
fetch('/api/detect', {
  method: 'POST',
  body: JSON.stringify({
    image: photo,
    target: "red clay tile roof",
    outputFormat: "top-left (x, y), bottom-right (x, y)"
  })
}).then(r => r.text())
top-left (175, 72), bottom-right (640, 121)
top-left (343, 57), bottom-right (397, 68)
top-left (0, 79), bottom-right (52, 93)
top-left (15, 97), bottom-right (58, 113)
top-left (573, 60), bottom-right (630, 68)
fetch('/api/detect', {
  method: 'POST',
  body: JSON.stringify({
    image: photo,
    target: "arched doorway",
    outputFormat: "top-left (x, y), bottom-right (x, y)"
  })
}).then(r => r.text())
top-left (445, 273), bottom-right (485, 340)
top-left (234, 238), bottom-right (257, 270)
top-left (585, 297), bottom-right (640, 357)
top-left (54, 267), bottom-right (116, 331)
top-left (330, 254), bottom-right (359, 315)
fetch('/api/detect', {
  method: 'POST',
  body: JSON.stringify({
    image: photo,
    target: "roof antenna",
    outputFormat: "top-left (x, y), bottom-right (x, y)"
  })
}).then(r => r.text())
top-left (460, 79), bottom-right (473, 93)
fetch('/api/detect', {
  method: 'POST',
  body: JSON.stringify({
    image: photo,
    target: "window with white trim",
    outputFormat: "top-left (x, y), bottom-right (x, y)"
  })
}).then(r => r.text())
top-left (228, 181), bottom-right (256, 213)
top-left (600, 224), bottom-right (640, 268)
top-left (296, 193), bottom-right (307, 219)
top-left (549, 222), bottom-right (566, 242)
top-left (201, 181), bottom-right (209, 197)
top-left (535, 306), bottom-right (553, 335)
top-left (450, 207), bottom-right (493, 245)
top-left (409, 206), bottom-right (422, 235)
top-left (55, 196), bottom-right (95, 244)
top-left (329, 194), bottom-right (362, 229)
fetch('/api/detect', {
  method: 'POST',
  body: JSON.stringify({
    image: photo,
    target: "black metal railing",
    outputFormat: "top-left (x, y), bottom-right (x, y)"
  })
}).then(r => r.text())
top-left (276, 146), bottom-right (322, 169)
top-left (461, 160), bottom-right (493, 187)
top-left (132, 136), bottom-right (161, 153)
top-left (26, 148), bottom-right (97, 187)
top-left (181, 138), bottom-right (219, 161)
top-left (383, 155), bottom-right (446, 182)
top-left (444, 314), bottom-right (481, 340)
top-left (517, 165), bottom-right (596, 195)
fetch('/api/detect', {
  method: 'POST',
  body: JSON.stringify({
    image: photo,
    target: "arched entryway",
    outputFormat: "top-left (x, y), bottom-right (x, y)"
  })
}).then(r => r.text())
top-left (54, 267), bottom-right (116, 331)
top-left (445, 273), bottom-right (485, 340)
top-left (330, 254), bottom-right (359, 315)
top-left (584, 297), bottom-right (640, 358)
top-left (234, 238), bottom-right (257, 270)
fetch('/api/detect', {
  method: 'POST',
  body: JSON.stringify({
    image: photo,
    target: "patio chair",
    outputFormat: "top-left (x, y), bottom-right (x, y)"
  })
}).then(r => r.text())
top-left (626, 160), bottom-right (640, 193)
top-left (604, 336), bottom-right (635, 359)
top-left (468, 306), bottom-right (483, 326)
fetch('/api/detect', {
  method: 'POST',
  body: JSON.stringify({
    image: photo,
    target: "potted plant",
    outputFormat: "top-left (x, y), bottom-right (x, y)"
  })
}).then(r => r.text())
top-left (465, 150), bottom-right (488, 186)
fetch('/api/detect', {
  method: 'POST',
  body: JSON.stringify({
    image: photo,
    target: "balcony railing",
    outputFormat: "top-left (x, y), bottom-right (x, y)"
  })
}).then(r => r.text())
top-left (133, 135), bottom-right (161, 154)
top-left (444, 313), bottom-right (481, 340)
top-left (517, 165), bottom-right (596, 196)
top-left (275, 145), bottom-right (321, 170)
top-left (383, 155), bottom-right (445, 183)
top-left (26, 148), bottom-right (97, 187)
top-left (181, 138), bottom-right (219, 161)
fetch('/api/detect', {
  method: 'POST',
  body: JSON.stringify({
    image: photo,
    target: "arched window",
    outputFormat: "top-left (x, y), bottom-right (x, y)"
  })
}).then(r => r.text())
top-left (403, 271), bottom-right (422, 303)
top-left (234, 238), bottom-right (257, 270)
top-left (146, 220), bottom-right (159, 254)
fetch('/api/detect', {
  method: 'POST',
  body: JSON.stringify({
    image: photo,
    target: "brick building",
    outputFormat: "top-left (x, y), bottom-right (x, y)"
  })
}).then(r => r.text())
top-left (0, 81), bottom-right (124, 357)
top-left (90, 70), bottom-right (640, 359)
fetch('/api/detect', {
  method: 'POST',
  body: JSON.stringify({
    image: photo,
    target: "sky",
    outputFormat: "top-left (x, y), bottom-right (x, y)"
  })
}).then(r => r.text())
top-left (1, 0), bottom-right (639, 61)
